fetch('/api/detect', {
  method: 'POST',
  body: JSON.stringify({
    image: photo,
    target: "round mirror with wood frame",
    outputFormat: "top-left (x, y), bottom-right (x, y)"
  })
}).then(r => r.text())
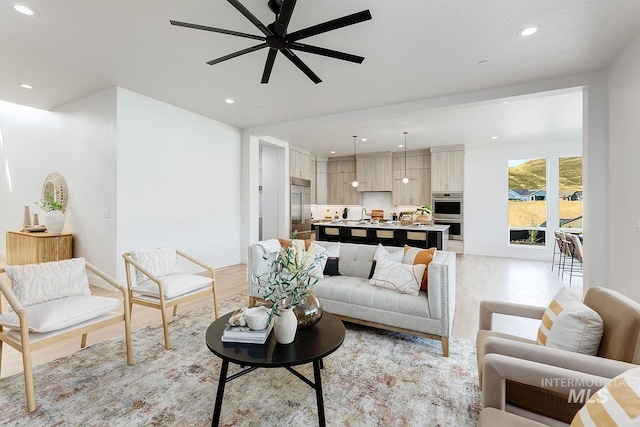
top-left (42, 172), bottom-right (68, 213)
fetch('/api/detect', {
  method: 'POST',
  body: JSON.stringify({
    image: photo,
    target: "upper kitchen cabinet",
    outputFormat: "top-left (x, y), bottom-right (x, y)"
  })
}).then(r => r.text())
top-left (430, 146), bottom-right (464, 192)
top-left (327, 157), bottom-right (361, 205)
top-left (355, 152), bottom-right (392, 192)
top-left (392, 151), bottom-right (431, 205)
top-left (289, 147), bottom-right (312, 180)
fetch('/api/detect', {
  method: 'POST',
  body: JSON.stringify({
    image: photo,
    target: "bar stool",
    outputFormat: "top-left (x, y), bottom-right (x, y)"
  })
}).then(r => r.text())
top-left (323, 227), bottom-right (340, 242)
top-left (349, 228), bottom-right (368, 243)
top-left (552, 231), bottom-right (566, 274)
top-left (375, 229), bottom-right (395, 246)
top-left (406, 231), bottom-right (428, 249)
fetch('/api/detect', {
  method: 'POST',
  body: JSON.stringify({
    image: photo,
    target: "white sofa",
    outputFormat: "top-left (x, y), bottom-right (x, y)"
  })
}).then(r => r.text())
top-left (248, 241), bottom-right (456, 356)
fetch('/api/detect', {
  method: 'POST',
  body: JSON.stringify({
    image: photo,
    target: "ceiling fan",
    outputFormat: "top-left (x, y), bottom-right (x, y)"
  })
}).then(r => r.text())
top-left (170, 0), bottom-right (372, 84)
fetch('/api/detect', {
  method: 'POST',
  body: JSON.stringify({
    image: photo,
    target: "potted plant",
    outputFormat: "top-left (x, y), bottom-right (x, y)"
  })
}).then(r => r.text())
top-left (35, 193), bottom-right (65, 234)
top-left (253, 233), bottom-right (326, 344)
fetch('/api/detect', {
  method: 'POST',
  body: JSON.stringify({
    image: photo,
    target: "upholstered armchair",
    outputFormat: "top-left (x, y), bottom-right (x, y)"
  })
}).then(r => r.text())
top-left (476, 286), bottom-right (640, 424)
top-left (122, 247), bottom-right (218, 349)
top-left (478, 352), bottom-right (638, 426)
top-left (0, 258), bottom-right (133, 412)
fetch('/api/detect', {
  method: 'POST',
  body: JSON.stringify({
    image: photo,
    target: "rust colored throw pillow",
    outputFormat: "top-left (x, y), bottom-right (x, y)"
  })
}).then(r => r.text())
top-left (402, 245), bottom-right (437, 292)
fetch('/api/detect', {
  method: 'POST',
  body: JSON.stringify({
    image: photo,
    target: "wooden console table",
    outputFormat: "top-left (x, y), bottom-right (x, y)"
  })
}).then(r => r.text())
top-left (6, 231), bottom-right (73, 265)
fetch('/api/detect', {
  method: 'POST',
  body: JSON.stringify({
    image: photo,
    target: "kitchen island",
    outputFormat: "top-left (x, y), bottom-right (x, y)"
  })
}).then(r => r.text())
top-left (313, 221), bottom-right (449, 250)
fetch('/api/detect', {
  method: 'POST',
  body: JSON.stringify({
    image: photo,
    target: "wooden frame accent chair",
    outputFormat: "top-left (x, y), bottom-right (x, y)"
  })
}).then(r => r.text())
top-left (122, 247), bottom-right (218, 349)
top-left (0, 258), bottom-right (133, 412)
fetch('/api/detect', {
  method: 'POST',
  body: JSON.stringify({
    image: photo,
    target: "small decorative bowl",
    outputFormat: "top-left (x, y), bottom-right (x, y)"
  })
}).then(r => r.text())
top-left (244, 306), bottom-right (270, 330)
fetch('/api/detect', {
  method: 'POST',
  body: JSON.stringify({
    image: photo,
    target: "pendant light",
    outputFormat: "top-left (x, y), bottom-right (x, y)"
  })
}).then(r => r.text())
top-left (402, 132), bottom-right (409, 184)
top-left (351, 135), bottom-right (359, 188)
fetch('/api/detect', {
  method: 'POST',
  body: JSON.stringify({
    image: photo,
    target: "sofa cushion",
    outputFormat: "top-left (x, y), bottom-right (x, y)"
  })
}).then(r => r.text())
top-left (403, 246), bottom-right (437, 292)
top-left (0, 295), bottom-right (122, 333)
top-left (369, 259), bottom-right (425, 296)
top-left (5, 258), bottom-right (91, 307)
top-left (368, 244), bottom-right (405, 279)
top-left (130, 247), bottom-right (180, 285)
top-left (571, 366), bottom-right (640, 426)
top-left (134, 274), bottom-right (212, 299)
top-left (537, 287), bottom-right (603, 355)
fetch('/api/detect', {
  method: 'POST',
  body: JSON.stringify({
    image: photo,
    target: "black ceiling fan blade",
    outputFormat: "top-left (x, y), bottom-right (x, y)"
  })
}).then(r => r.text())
top-left (227, 0), bottom-right (273, 37)
top-left (288, 42), bottom-right (365, 64)
top-left (261, 49), bottom-right (278, 83)
top-left (273, 0), bottom-right (297, 37)
top-left (281, 49), bottom-right (321, 84)
top-left (207, 44), bottom-right (267, 65)
top-left (170, 20), bottom-right (265, 42)
top-left (287, 10), bottom-right (372, 42)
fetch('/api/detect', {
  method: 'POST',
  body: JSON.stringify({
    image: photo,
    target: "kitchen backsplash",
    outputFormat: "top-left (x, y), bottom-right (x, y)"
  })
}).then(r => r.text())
top-left (312, 192), bottom-right (426, 220)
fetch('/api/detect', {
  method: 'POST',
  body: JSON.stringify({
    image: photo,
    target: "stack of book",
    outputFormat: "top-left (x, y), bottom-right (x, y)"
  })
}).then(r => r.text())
top-left (221, 322), bottom-right (273, 344)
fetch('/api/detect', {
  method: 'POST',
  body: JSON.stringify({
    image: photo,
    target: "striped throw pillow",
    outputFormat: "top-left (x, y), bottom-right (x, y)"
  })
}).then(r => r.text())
top-left (537, 287), bottom-right (603, 355)
top-left (571, 367), bottom-right (640, 426)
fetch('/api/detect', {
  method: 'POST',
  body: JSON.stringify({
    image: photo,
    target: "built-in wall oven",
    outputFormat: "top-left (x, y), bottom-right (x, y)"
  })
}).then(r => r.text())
top-left (432, 192), bottom-right (463, 240)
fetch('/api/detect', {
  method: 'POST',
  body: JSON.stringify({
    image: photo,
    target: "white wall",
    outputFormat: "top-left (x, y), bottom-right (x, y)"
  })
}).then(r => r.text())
top-left (115, 88), bottom-right (243, 281)
top-left (465, 140), bottom-right (582, 260)
top-left (0, 88), bottom-right (118, 273)
top-left (607, 33), bottom-right (640, 300)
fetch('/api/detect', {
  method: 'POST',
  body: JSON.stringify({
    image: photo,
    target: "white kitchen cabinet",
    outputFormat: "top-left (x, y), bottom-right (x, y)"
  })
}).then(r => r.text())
top-left (430, 147), bottom-right (464, 192)
top-left (289, 148), bottom-right (311, 180)
top-left (355, 153), bottom-right (392, 192)
top-left (316, 159), bottom-right (328, 205)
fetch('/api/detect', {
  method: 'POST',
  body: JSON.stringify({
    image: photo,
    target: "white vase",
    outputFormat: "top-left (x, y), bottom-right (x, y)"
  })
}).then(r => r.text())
top-left (46, 210), bottom-right (65, 234)
top-left (274, 307), bottom-right (297, 344)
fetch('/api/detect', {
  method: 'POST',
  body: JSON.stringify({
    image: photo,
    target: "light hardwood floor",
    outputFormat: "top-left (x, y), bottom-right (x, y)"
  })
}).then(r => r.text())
top-left (0, 254), bottom-right (581, 378)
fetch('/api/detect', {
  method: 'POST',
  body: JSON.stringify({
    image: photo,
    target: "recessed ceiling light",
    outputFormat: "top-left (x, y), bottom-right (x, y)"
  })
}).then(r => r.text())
top-left (398, 144), bottom-right (404, 148)
top-left (225, 98), bottom-right (234, 104)
top-left (11, 3), bottom-right (38, 16)
top-left (360, 138), bottom-right (367, 142)
top-left (519, 26), bottom-right (539, 37)
top-left (330, 151), bottom-right (336, 154)
top-left (491, 136), bottom-right (499, 140)
top-left (19, 83), bottom-right (34, 89)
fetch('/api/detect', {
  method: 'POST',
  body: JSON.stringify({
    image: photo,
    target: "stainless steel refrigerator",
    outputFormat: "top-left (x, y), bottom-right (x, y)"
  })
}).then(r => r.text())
top-left (290, 177), bottom-right (312, 239)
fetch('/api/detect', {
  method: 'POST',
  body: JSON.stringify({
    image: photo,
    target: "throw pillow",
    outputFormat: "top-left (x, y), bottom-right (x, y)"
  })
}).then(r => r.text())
top-left (278, 238), bottom-right (312, 250)
top-left (130, 247), bottom-right (180, 285)
top-left (303, 241), bottom-right (328, 279)
top-left (370, 244), bottom-right (404, 279)
top-left (571, 366), bottom-right (640, 426)
top-left (403, 245), bottom-right (437, 292)
top-left (5, 258), bottom-right (90, 307)
top-left (369, 258), bottom-right (425, 296)
top-left (322, 242), bottom-right (341, 276)
top-left (537, 287), bottom-right (604, 355)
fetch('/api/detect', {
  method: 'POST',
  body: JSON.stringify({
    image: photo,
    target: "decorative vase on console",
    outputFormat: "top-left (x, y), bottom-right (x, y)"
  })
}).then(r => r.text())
top-left (36, 194), bottom-right (65, 235)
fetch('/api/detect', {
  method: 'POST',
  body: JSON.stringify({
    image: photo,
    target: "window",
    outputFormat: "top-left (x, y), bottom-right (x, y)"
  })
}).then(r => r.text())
top-left (508, 158), bottom-right (547, 246)
top-left (559, 156), bottom-right (583, 229)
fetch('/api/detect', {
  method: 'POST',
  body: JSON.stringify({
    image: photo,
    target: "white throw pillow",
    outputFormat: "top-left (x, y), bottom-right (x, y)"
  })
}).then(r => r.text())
top-left (571, 366), bottom-right (640, 426)
top-left (537, 287), bottom-right (604, 355)
top-left (5, 258), bottom-right (90, 307)
top-left (130, 247), bottom-right (180, 285)
top-left (369, 259), bottom-right (425, 296)
top-left (303, 242), bottom-right (328, 279)
top-left (0, 295), bottom-right (122, 333)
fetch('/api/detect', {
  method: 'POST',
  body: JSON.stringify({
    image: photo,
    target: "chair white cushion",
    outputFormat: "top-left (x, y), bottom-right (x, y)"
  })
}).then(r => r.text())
top-left (133, 274), bottom-right (212, 299)
top-left (4, 258), bottom-right (90, 307)
top-left (571, 366), bottom-right (640, 426)
top-left (0, 295), bottom-right (122, 333)
top-left (537, 286), bottom-right (604, 355)
top-left (369, 259), bottom-right (425, 296)
top-left (129, 247), bottom-right (180, 285)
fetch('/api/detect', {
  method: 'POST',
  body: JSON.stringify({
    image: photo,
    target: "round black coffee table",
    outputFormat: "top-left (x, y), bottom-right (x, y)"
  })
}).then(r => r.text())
top-left (206, 311), bottom-right (345, 427)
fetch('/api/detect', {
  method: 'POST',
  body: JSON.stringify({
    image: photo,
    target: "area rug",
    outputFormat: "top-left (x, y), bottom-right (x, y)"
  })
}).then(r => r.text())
top-left (0, 294), bottom-right (481, 426)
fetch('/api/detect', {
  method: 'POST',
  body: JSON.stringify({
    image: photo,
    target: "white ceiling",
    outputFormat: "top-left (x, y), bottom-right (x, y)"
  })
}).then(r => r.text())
top-left (2, 1), bottom-right (640, 156)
